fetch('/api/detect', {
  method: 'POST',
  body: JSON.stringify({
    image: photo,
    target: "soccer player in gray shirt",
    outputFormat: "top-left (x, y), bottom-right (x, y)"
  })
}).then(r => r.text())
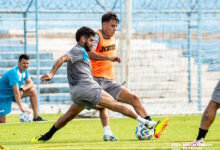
top-left (32, 26), bottom-right (156, 142)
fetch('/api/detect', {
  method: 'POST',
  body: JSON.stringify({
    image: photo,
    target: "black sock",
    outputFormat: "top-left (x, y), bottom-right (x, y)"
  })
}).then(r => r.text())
top-left (196, 128), bottom-right (208, 140)
top-left (40, 124), bottom-right (59, 140)
top-left (144, 116), bottom-right (152, 121)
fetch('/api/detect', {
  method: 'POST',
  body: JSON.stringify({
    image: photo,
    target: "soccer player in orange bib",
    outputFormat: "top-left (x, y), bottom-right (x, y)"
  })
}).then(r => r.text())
top-left (88, 12), bottom-right (169, 140)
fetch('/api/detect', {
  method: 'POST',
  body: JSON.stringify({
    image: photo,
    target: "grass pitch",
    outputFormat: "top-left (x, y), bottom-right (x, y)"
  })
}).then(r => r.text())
top-left (0, 114), bottom-right (219, 150)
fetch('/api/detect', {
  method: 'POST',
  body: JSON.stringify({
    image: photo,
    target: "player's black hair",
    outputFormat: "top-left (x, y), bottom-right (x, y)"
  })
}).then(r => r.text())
top-left (102, 12), bottom-right (119, 24)
top-left (75, 26), bottom-right (96, 42)
top-left (19, 54), bottom-right (30, 62)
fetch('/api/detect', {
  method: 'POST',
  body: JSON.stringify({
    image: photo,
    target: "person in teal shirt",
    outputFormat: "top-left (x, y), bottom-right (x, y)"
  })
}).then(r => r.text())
top-left (0, 54), bottom-right (45, 123)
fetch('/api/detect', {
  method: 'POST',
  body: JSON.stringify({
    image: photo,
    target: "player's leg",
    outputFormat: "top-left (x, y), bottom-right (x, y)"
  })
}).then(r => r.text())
top-left (54, 104), bottom-right (83, 129)
top-left (95, 77), bottom-right (151, 119)
top-left (22, 87), bottom-right (45, 121)
top-left (118, 87), bottom-right (169, 138)
top-left (0, 98), bottom-right (12, 123)
top-left (93, 77), bottom-right (118, 140)
top-left (95, 105), bottom-right (117, 141)
top-left (32, 104), bottom-right (83, 142)
top-left (96, 78), bottom-right (167, 137)
top-left (117, 87), bottom-right (148, 117)
top-left (96, 106), bottom-right (109, 128)
top-left (0, 115), bottom-right (6, 123)
top-left (195, 100), bottom-right (220, 143)
top-left (98, 90), bottom-right (156, 128)
top-left (96, 78), bottom-right (150, 120)
top-left (186, 100), bottom-right (220, 147)
top-left (200, 81), bottom-right (220, 132)
top-left (186, 80), bottom-right (220, 147)
top-left (200, 100), bottom-right (220, 131)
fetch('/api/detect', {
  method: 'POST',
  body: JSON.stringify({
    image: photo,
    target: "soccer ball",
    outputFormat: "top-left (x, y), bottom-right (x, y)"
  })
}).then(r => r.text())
top-left (135, 123), bottom-right (154, 140)
top-left (20, 112), bottom-right (32, 122)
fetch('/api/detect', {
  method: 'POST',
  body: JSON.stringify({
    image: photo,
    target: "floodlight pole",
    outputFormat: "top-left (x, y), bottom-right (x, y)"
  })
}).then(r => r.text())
top-left (125, 0), bottom-right (132, 88)
top-left (119, 0), bottom-right (124, 84)
top-left (23, 12), bottom-right (27, 54)
top-left (23, 0), bottom-right (34, 54)
top-left (35, 0), bottom-right (40, 112)
top-left (197, 0), bottom-right (202, 111)
top-left (187, 12), bottom-right (192, 103)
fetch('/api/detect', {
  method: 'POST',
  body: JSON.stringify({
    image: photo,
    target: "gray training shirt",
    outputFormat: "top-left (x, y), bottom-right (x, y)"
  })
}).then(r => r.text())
top-left (66, 44), bottom-right (98, 86)
top-left (65, 44), bottom-right (102, 109)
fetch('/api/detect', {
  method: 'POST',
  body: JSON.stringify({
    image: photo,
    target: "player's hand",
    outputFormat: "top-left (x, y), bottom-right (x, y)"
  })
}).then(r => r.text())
top-left (41, 73), bottom-right (53, 82)
top-left (19, 90), bottom-right (23, 97)
top-left (109, 56), bottom-right (121, 63)
top-left (21, 108), bottom-right (31, 114)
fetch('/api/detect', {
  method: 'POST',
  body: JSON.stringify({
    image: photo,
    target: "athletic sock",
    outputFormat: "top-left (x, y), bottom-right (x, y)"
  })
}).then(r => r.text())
top-left (196, 128), bottom-right (208, 141)
top-left (136, 115), bottom-right (148, 124)
top-left (144, 116), bottom-right (152, 121)
top-left (40, 124), bottom-right (58, 140)
top-left (104, 126), bottom-right (113, 135)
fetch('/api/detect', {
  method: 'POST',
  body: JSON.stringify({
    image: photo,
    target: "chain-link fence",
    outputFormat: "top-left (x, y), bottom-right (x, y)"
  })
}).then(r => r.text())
top-left (124, 0), bottom-right (220, 114)
top-left (1, 0), bottom-right (220, 114)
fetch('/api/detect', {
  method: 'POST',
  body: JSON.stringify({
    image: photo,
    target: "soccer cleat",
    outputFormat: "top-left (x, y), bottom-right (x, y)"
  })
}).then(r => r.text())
top-left (184, 138), bottom-right (205, 147)
top-left (0, 145), bottom-right (5, 150)
top-left (144, 120), bottom-right (157, 129)
top-left (33, 116), bottom-right (47, 122)
top-left (154, 118), bottom-right (169, 138)
top-left (103, 134), bottom-right (118, 141)
top-left (31, 134), bottom-right (50, 143)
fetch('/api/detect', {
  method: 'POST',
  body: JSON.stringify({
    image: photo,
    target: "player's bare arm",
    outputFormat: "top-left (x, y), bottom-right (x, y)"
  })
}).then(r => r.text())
top-left (22, 78), bottom-right (34, 91)
top-left (12, 86), bottom-right (29, 113)
top-left (88, 48), bottom-right (121, 63)
top-left (41, 54), bottom-right (70, 82)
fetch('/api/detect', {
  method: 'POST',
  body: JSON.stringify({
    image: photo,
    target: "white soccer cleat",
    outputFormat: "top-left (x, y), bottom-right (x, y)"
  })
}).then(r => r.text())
top-left (103, 133), bottom-right (118, 141)
top-left (144, 120), bottom-right (157, 129)
top-left (185, 138), bottom-right (205, 147)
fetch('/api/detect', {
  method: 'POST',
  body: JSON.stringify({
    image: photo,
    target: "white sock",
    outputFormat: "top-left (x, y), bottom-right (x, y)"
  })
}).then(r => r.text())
top-left (104, 126), bottom-right (113, 135)
top-left (136, 116), bottom-right (149, 125)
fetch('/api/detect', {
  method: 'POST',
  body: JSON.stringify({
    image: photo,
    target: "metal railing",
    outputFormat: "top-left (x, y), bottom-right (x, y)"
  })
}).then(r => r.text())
top-left (1, 0), bottom-right (220, 113)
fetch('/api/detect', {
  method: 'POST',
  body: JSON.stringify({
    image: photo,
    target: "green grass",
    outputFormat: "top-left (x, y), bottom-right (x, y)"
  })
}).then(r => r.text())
top-left (0, 114), bottom-right (219, 150)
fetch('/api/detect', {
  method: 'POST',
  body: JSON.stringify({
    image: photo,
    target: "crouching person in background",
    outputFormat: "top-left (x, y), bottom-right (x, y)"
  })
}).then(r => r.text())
top-left (0, 54), bottom-right (46, 123)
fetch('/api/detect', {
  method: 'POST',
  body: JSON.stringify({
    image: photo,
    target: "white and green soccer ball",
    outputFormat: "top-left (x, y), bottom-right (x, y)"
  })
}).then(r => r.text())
top-left (20, 112), bottom-right (32, 122)
top-left (135, 123), bottom-right (154, 140)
